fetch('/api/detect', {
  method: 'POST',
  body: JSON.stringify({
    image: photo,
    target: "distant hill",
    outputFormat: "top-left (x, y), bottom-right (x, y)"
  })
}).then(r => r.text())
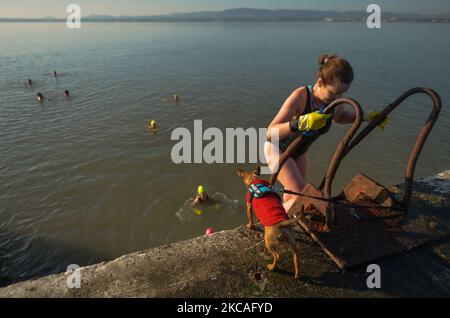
top-left (166, 8), bottom-right (422, 19)
top-left (1, 8), bottom-right (449, 22)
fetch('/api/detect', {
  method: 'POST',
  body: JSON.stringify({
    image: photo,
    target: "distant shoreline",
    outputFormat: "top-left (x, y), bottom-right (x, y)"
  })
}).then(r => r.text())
top-left (1, 19), bottom-right (449, 23)
top-left (2, 7), bottom-right (449, 23)
top-left (2, 7), bottom-right (450, 24)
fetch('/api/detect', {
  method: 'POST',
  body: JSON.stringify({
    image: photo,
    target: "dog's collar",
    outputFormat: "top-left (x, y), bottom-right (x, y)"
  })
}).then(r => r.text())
top-left (248, 180), bottom-right (276, 200)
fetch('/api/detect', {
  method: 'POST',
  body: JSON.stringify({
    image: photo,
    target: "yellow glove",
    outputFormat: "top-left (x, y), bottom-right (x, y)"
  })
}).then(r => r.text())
top-left (290, 111), bottom-right (332, 132)
top-left (364, 111), bottom-right (390, 130)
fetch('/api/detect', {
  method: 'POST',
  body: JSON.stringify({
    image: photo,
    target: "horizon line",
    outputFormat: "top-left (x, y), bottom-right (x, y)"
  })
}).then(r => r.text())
top-left (1, 7), bottom-right (449, 20)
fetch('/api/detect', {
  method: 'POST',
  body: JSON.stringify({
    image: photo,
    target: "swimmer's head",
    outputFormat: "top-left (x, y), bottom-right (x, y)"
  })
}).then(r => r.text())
top-left (28, 78), bottom-right (32, 85)
top-left (197, 185), bottom-right (206, 196)
top-left (174, 94), bottom-right (179, 101)
top-left (53, 71), bottom-right (57, 77)
top-left (64, 90), bottom-right (70, 97)
top-left (149, 120), bottom-right (157, 129)
top-left (36, 92), bottom-right (44, 102)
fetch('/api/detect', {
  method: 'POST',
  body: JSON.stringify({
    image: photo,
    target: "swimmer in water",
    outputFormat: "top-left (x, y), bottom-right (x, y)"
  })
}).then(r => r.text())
top-left (53, 71), bottom-right (58, 77)
top-left (64, 90), bottom-right (70, 98)
top-left (28, 78), bottom-right (33, 86)
top-left (148, 120), bottom-right (159, 132)
top-left (191, 185), bottom-right (210, 207)
top-left (36, 92), bottom-right (46, 102)
top-left (162, 94), bottom-right (180, 103)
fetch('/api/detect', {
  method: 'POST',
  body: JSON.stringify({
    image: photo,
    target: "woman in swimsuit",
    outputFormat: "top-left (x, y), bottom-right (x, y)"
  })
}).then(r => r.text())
top-left (264, 54), bottom-right (388, 212)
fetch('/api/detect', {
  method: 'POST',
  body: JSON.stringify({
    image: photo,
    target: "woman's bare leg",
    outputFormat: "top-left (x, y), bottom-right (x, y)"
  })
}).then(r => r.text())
top-left (264, 142), bottom-right (306, 212)
top-left (295, 153), bottom-right (309, 181)
top-left (277, 158), bottom-right (306, 212)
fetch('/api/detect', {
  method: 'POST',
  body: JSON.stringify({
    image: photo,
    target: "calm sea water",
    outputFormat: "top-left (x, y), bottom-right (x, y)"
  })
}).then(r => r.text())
top-left (1, 22), bottom-right (449, 283)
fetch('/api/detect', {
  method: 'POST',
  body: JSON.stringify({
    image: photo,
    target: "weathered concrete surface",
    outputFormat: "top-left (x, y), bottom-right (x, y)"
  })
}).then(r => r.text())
top-left (1, 172), bottom-right (450, 298)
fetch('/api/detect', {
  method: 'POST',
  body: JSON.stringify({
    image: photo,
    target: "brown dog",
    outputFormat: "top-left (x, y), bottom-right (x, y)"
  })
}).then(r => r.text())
top-left (237, 167), bottom-right (301, 279)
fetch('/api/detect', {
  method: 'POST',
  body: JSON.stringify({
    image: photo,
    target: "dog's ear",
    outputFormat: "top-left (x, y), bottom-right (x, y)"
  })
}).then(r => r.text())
top-left (236, 169), bottom-right (245, 179)
top-left (252, 166), bottom-right (261, 177)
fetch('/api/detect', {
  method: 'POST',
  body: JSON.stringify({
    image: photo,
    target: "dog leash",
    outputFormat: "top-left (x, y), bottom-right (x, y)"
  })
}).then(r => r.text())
top-left (271, 186), bottom-right (332, 203)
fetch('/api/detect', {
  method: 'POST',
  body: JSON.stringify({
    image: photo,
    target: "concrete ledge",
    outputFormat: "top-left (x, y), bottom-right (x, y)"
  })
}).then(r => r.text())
top-left (1, 172), bottom-right (450, 298)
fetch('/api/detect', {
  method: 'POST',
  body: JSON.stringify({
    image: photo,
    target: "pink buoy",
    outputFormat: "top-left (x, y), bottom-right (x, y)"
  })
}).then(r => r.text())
top-left (205, 227), bottom-right (215, 237)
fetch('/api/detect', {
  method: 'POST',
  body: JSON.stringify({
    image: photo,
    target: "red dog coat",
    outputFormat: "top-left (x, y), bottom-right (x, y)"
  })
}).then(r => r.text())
top-left (245, 179), bottom-right (289, 227)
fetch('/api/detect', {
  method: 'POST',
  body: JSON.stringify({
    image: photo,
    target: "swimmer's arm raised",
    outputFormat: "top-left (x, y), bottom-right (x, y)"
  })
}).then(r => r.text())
top-left (191, 196), bottom-right (201, 207)
top-left (267, 88), bottom-right (308, 141)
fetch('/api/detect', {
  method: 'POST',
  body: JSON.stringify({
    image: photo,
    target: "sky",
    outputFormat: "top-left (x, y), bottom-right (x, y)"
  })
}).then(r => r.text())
top-left (0, 0), bottom-right (449, 18)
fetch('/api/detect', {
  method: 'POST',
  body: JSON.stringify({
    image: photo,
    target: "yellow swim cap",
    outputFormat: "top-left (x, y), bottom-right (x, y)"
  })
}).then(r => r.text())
top-left (149, 120), bottom-right (157, 127)
top-left (197, 185), bottom-right (205, 195)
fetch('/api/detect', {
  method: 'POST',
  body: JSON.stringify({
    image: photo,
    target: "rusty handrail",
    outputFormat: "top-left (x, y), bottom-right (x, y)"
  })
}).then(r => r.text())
top-left (269, 98), bottom-right (363, 226)
top-left (319, 87), bottom-right (441, 216)
top-left (269, 135), bottom-right (305, 186)
top-left (321, 99), bottom-right (363, 225)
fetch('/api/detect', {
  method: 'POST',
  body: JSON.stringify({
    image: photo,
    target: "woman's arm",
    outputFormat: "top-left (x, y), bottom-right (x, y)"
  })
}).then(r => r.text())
top-left (333, 104), bottom-right (357, 124)
top-left (267, 87), bottom-right (308, 140)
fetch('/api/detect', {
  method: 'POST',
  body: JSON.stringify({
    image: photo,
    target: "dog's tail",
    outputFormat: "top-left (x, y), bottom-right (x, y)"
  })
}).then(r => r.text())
top-left (275, 217), bottom-right (299, 242)
top-left (278, 206), bottom-right (303, 228)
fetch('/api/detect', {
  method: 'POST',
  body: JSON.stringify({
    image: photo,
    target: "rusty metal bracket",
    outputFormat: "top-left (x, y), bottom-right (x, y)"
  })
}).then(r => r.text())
top-left (269, 88), bottom-right (441, 227)
top-left (268, 88), bottom-right (443, 269)
top-left (318, 87), bottom-right (441, 216)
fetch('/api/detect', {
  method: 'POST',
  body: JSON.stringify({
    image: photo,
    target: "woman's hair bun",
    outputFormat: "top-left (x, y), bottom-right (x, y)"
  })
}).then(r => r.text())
top-left (319, 54), bottom-right (337, 66)
top-left (316, 53), bottom-right (354, 85)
